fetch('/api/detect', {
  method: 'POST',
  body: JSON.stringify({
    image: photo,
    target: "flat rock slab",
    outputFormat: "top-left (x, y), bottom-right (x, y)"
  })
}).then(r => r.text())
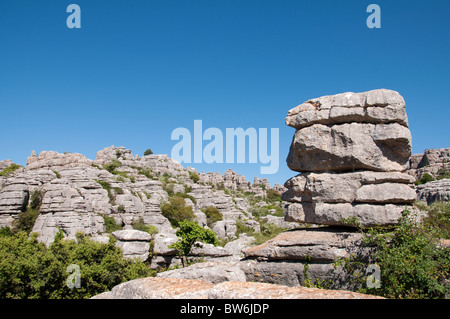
top-left (92, 277), bottom-right (382, 299)
top-left (286, 89), bottom-right (408, 129)
top-left (243, 228), bottom-right (365, 262)
top-left (112, 229), bottom-right (152, 241)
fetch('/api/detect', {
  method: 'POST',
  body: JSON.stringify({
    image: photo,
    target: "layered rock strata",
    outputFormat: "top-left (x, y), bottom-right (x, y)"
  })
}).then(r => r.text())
top-left (283, 89), bottom-right (415, 227)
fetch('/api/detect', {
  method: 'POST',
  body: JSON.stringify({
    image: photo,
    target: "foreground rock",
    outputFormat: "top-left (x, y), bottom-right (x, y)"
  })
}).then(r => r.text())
top-left (92, 277), bottom-right (382, 299)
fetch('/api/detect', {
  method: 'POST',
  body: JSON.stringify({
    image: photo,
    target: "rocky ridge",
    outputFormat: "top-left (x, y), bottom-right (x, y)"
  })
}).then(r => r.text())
top-left (0, 145), bottom-right (291, 269)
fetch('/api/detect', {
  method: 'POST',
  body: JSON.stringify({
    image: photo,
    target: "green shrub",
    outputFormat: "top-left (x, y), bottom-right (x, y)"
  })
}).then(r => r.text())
top-left (101, 215), bottom-right (123, 233)
top-left (437, 169), bottom-right (450, 180)
top-left (0, 231), bottom-right (153, 299)
top-left (132, 218), bottom-right (158, 236)
top-left (336, 208), bottom-right (450, 299)
top-left (160, 196), bottom-right (195, 228)
top-left (144, 149), bottom-right (153, 156)
top-left (169, 220), bottom-right (218, 267)
top-left (415, 173), bottom-right (435, 185)
top-left (103, 159), bottom-right (122, 174)
top-left (12, 189), bottom-right (46, 234)
top-left (188, 171), bottom-right (200, 183)
top-left (266, 189), bottom-right (282, 202)
top-left (201, 206), bottom-right (223, 228)
top-left (419, 201), bottom-right (450, 239)
top-left (0, 164), bottom-right (22, 177)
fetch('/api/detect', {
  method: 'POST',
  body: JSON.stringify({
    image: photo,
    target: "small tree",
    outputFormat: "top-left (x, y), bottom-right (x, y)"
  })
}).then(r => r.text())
top-left (169, 221), bottom-right (218, 267)
top-left (144, 149), bottom-right (153, 156)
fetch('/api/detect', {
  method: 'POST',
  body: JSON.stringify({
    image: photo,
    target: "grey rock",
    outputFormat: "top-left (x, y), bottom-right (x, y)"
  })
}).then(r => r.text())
top-left (157, 261), bottom-right (246, 284)
top-left (284, 202), bottom-right (410, 227)
top-left (112, 229), bottom-right (152, 261)
top-left (286, 89), bottom-right (408, 129)
top-left (416, 179), bottom-right (450, 204)
top-left (287, 122), bottom-right (412, 173)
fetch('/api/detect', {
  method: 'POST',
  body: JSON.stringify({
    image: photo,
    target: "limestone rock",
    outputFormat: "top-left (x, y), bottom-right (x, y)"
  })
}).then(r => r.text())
top-left (26, 151), bottom-right (92, 170)
top-left (92, 277), bottom-right (382, 299)
top-left (157, 261), bottom-right (246, 284)
top-left (243, 228), bottom-right (365, 262)
top-left (416, 179), bottom-right (450, 204)
top-left (287, 122), bottom-right (412, 172)
top-left (112, 230), bottom-right (152, 261)
top-left (286, 89), bottom-right (408, 129)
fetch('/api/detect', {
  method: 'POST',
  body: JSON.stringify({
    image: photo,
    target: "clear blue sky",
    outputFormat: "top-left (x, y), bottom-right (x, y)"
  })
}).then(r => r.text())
top-left (1, 0), bottom-right (449, 186)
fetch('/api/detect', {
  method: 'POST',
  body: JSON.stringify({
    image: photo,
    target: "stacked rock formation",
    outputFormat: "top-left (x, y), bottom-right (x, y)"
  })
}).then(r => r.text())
top-left (283, 89), bottom-right (416, 227)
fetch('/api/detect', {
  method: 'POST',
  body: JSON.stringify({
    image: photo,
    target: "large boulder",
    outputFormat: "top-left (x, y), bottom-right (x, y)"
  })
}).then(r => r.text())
top-left (92, 277), bottom-right (382, 299)
top-left (287, 122), bottom-right (412, 172)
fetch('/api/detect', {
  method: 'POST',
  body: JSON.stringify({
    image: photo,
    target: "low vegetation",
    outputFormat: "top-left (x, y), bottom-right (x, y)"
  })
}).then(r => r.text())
top-left (0, 164), bottom-right (22, 177)
top-left (0, 230), bottom-right (153, 299)
top-left (334, 202), bottom-right (450, 299)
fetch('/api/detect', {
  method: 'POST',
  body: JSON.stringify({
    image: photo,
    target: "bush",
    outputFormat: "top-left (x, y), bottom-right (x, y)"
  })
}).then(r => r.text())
top-left (336, 208), bottom-right (450, 299)
top-left (101, 215), bottom-right (123, 233)
top-left (266, 189), bottom-right (282, 202)
top-left (202, 206), bottom-right (223, 228)
top-left (144, 149), bottom-right (153, 156)
top-left (103, 159), bottom-right (122, 174)
top-left (437, 169), bottom-right (450, 180)
top-left (0, 164), bottom-right (22, 177)
top-left (415, 173), bottom-right (435, 185)
top-left (169, 220), bottom-right (218, 267)
top-left (188, 171), bottom-right (200, 183)
top-left (0, 231), bottom-right (153, 299)
top-left (12, 189), bottom-right (46, 234)
top-left (160, 196), bottom-right (195, 228)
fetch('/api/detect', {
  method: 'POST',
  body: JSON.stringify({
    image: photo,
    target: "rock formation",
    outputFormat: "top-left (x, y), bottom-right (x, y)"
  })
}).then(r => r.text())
top-left (407, 148), bottom-right (450, 204)
top-left (241, 89), bottom-right (417, 289)
top-left (0, 145), bottom-right (289, 270)
top-left (283, 89), bottom-right (415, 227)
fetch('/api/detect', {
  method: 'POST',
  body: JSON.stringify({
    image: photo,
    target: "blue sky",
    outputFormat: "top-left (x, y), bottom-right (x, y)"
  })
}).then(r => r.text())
top-left (0, 0), bottom-right (449, 186)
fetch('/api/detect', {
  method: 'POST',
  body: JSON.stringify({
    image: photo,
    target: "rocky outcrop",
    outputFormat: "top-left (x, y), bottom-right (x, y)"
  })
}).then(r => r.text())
top-left (284, 89), bottom-right (414, 227)
top-left (416, 179), bottom-right (450, 204)
top-left (92, 277), bottom-right (383, 299)
top-left (0, 146), bottom-right (288, 271)
top-left (241, 89), bottom-right (416, 289)
top-left (112, 229), bottom-right (153, 261)
top-left (407, 148), bottom-right (450, 180)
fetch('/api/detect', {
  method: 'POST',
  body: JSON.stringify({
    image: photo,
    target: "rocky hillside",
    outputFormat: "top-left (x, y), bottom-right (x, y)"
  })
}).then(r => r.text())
top-left (0, 146), bottom-right (295, 269)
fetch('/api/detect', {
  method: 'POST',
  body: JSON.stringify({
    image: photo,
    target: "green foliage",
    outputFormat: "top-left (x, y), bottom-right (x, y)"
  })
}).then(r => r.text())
top-left (266, 189), bottom-right (282, 202)
top-left (188, 171), bottom-right (200, 183)
top-left (201, 206), bottom-right (223, 228)
top-left (437, 169), bottom-right (450, 180)
top-left (169, 220), bottom-right (218, 267)
top-left (415, 173), bottom-right (435, 185)
top-left (250, 204), bottom-right (284, 218)
top-left (53, 170), bottom-right (61, 179)
top-left (336, 208), bottom-right (450, 299)
top-left (101, 215), bottom-right (123, 233)
top-left (12, 189), bottom-right (46, 234)
top-left (144, 149), bottom-right (153, 156)
top-left (0, 232), bottom-right (153, 299)
top-left (160, 196), bottom-right (195, 228)
top-left (235, 219), bottom-right (286, 245)
top-left (103, 159), bottom-right (122, 174)
top-left (418, 201), bottom-right (450, 239)
top-left (0, 164), bottom-right (22, 177)
top-left (132, 217), bottom-right (158, 236)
